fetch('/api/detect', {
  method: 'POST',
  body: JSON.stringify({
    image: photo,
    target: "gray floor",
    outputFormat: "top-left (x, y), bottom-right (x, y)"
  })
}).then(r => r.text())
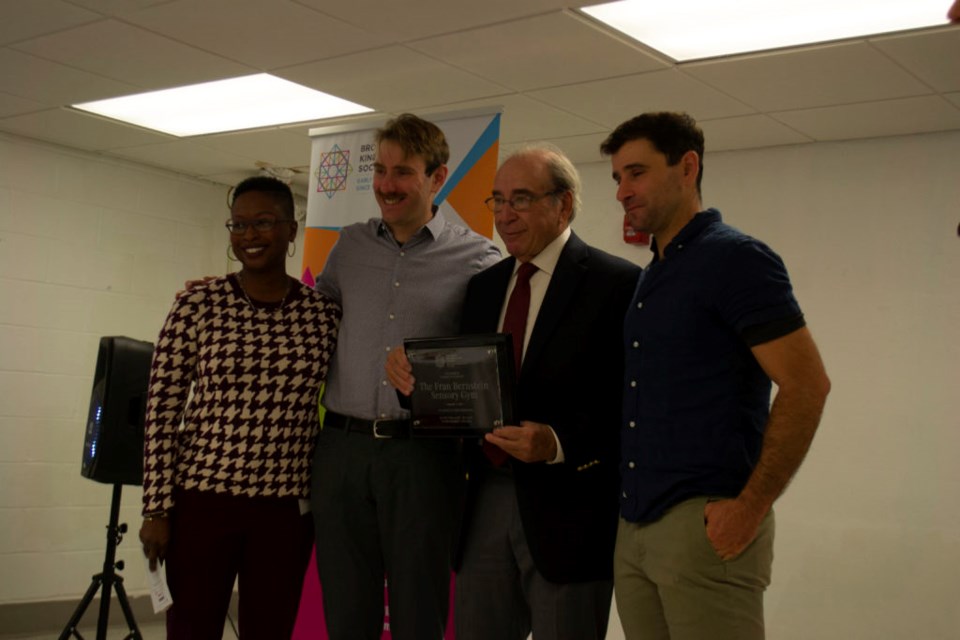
top-left (0, 601), bottom-right (238, 640)
top-left (0, 620), bottom-right (237, 640)
top-left (0, 621), bottom-right (166, 640)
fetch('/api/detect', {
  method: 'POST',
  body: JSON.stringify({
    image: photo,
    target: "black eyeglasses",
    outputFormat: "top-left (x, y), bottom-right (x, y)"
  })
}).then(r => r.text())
top-left (483, 190), bottom-right (562, 213)
top-left (225, 217), bottom-right (292, 235)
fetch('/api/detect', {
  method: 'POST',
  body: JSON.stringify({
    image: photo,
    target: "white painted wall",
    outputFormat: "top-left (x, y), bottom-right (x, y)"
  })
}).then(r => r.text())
top-left (1, 128), bottom-right (958, 640)
top-left (0, 133), bottom-right (228, 604)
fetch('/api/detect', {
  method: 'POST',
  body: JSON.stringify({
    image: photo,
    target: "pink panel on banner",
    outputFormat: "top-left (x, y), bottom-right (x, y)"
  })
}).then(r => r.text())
top-left (291, 548), bottom-right (325, 639)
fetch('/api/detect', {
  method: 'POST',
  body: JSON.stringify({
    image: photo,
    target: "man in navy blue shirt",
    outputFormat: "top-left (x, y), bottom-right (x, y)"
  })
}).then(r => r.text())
top-left (600, 112), bottom-right (831, 640)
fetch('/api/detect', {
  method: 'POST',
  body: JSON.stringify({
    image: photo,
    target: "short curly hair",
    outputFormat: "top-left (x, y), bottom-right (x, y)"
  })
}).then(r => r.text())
top-left (230, 176), bottom-right (295, 219)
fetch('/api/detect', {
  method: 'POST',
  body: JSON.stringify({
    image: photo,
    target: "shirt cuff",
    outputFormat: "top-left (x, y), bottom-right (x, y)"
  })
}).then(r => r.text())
top-left (547, 426), bottom-right (565, 464)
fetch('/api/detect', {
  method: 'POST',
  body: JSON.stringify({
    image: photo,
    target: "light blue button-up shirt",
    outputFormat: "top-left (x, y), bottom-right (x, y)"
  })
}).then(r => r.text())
top-left (316, 213), bottom-right (501, 421)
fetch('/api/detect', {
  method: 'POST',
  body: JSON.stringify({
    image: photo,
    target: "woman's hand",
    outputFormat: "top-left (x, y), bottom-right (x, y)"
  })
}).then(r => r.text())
top-left (139, 516), bottom-right (170, 571)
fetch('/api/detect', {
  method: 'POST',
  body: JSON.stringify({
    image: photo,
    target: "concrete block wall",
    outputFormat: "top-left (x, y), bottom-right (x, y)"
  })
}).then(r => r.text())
top-left (0, 133), bottom-right (228, 604)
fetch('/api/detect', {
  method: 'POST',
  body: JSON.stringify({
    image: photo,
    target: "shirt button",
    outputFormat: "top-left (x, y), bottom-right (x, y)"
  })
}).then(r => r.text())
top-left (629, 420), bottom-right (636, 428)
top-left (632, 340), bottom-right (639, 348)
top-left (380, 413), bottom-right (387, 418)
top-left (630, 380), bottom-right (637, 388)
top-left (636, 301), bottom-right (643, 309)
top-left (628, 461), bottom-right (635, 469)
top-left (381, 380), bottom-right (387, 386)
top-left (622, 491), bottom-right (628, 498)
top-left (385, 346), bottom-right (391, 352)
top-left (399, 251), bottom-right (405, 257)
top-left (394, 281), bottom-right (400, 287)
top-left (388, 313), bottom-right (395, 320)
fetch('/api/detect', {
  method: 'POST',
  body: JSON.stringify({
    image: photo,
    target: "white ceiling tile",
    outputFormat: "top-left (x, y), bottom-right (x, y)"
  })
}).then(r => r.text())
top-left (513, 131), bottom-right (613, 165)
top-left (773, 96), bottom-right (960, 141)
top-left (410, 11), bottom-right (667, 91)
top-left (0, 108), bottom-right (171, 150)
top-left (123, 0), bottom-right (387, 69)
top-left (530, 69), bottom-right (754, 127)
top-left (871, 27), bottom-right (960, 93)
top-left (0, 0), bottom-right (102, 45)
top-left (195, 129), bottom-right (313, 170)
top-left (109, 140), bottom-right (254, 176)
top-left (0, 49), bottom-right (139, 105)
top-left (297, 0), bottom-right (569, 41)
top-left (277, 46), bottom-right (509, 112)
top-left (11, 20), bottom-right (252, 90)
top-left (67, 0), bottom-right (199, 16)
top-left (278, 112), bottom-right (386, 137)
top-left (0, 92), bottom-right (48, 118)
top-left (437, 94), bottom-right (604, 143)
top-left (700, 115), bottom-right (813, 152)
top-left (685, 42), bottom-right (933, 111)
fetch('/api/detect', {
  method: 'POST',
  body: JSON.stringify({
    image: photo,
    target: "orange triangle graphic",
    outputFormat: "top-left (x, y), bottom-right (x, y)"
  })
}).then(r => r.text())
top-left (446, 140), bottom-right (498, 239)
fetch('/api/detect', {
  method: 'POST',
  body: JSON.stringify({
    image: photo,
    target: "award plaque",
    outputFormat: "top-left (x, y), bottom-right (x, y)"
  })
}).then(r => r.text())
top-left (403, 334), bottom-right (516, 437)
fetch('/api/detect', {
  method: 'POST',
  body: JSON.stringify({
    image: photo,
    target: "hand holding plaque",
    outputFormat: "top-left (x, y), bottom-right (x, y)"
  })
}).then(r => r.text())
top-left (403, 334), bottom-right (516, 437)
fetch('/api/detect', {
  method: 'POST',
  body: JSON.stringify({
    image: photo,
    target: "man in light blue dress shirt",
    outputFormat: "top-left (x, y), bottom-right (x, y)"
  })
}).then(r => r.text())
top-left (310, 113), bottom-right (500, 640)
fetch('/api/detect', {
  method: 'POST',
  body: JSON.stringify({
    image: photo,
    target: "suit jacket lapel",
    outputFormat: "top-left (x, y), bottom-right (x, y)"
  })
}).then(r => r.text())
top-left (467, 257), bottom-right (513, 334)
top-left (488, 258), bottom-right (514, 327)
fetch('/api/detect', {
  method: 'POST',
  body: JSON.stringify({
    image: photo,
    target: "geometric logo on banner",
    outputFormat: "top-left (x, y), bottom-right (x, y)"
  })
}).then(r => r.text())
top-left (316, 144), bottom-right (352, 199)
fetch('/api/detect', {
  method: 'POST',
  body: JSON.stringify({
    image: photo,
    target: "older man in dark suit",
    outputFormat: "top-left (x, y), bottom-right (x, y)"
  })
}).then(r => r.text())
top-left (388, 145), bottom-right (640, 639)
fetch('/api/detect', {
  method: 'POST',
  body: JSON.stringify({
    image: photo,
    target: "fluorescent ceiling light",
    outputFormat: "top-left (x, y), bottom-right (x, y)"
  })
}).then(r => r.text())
top-left (72, 74), bottom-right (373, 137)
top-left (581, 0), bottom-right (951, 62)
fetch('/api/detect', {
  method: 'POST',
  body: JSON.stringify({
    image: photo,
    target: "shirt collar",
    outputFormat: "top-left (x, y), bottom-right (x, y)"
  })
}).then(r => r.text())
top-left (514, 226), bottom-right (571, 278)
top-left (376, 204), bottom-right (445, 242)
top-left (650, 208), bottom-right (721, 261)
top-left (423, 206), bottom-right (445, 239)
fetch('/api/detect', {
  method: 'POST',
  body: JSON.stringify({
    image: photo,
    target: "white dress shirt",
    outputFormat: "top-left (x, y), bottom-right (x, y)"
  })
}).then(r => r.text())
top-left (497, 226), bottom-right (572, 463)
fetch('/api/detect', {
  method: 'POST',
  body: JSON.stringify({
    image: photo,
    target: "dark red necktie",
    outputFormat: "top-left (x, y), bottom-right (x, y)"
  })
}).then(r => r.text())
top-left (484, 262), bottom-right (538, 466)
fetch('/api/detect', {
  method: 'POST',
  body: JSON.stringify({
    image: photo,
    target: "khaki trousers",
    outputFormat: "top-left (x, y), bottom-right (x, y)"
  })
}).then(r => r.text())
top-left (614, 496), bottom-right (774, 640)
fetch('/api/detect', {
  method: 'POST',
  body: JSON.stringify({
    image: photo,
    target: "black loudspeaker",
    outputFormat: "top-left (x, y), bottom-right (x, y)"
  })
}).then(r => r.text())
top-left (81, 336), bottom-right (154, 486)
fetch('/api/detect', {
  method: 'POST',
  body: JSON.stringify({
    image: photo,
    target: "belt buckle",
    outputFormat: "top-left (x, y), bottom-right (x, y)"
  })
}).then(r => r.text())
top-left (372, 419), bottom-right (393, 439)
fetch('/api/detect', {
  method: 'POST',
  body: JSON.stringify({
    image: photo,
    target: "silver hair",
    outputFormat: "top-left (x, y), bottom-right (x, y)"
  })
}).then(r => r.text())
top-left (503, 143), bottom-right (582, 222)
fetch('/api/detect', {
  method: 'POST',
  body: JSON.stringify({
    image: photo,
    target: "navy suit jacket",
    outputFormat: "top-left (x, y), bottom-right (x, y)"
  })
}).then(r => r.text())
top-left (455, 231), bottom-right (641, 583)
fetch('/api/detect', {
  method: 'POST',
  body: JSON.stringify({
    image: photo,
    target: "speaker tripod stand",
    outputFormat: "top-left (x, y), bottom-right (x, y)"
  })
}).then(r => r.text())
top-left (60, 483), bottom-right (143, 640)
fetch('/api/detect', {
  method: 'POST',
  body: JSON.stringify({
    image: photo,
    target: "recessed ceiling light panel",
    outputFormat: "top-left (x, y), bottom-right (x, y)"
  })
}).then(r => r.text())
top-left (73, 74), bottom-right (373, 137)
top-left (581, 0), bottom-right (951, 62)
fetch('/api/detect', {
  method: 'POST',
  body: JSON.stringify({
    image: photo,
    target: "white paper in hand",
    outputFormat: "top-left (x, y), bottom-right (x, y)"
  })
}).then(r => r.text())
top-left (145, 557), bottom-right (173, 614)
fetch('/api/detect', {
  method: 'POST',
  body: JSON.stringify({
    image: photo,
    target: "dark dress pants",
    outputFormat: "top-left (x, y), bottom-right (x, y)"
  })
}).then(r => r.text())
top-left (164, 488), bottom-right (313, 640)
top-left (311, 427), bottom-right (464, 640)
top-left (455, 468), bottom-right (613, 640)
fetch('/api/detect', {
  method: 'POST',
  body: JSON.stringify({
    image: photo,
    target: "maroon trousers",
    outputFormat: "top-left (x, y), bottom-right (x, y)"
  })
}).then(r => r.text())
top-left (164, 489), bottom-right (313, 640)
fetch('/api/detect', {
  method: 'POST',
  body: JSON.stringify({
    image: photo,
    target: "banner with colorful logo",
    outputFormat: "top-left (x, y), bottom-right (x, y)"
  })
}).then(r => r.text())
top-left (299, 108), bottom-right (501, 287)
top-left (293, 107), bottom-right (501, 639)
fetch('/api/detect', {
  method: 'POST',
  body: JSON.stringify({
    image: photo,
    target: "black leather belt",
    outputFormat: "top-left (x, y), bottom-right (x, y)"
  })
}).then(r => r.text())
top-left (323, 411), bottom-right (410, 439)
